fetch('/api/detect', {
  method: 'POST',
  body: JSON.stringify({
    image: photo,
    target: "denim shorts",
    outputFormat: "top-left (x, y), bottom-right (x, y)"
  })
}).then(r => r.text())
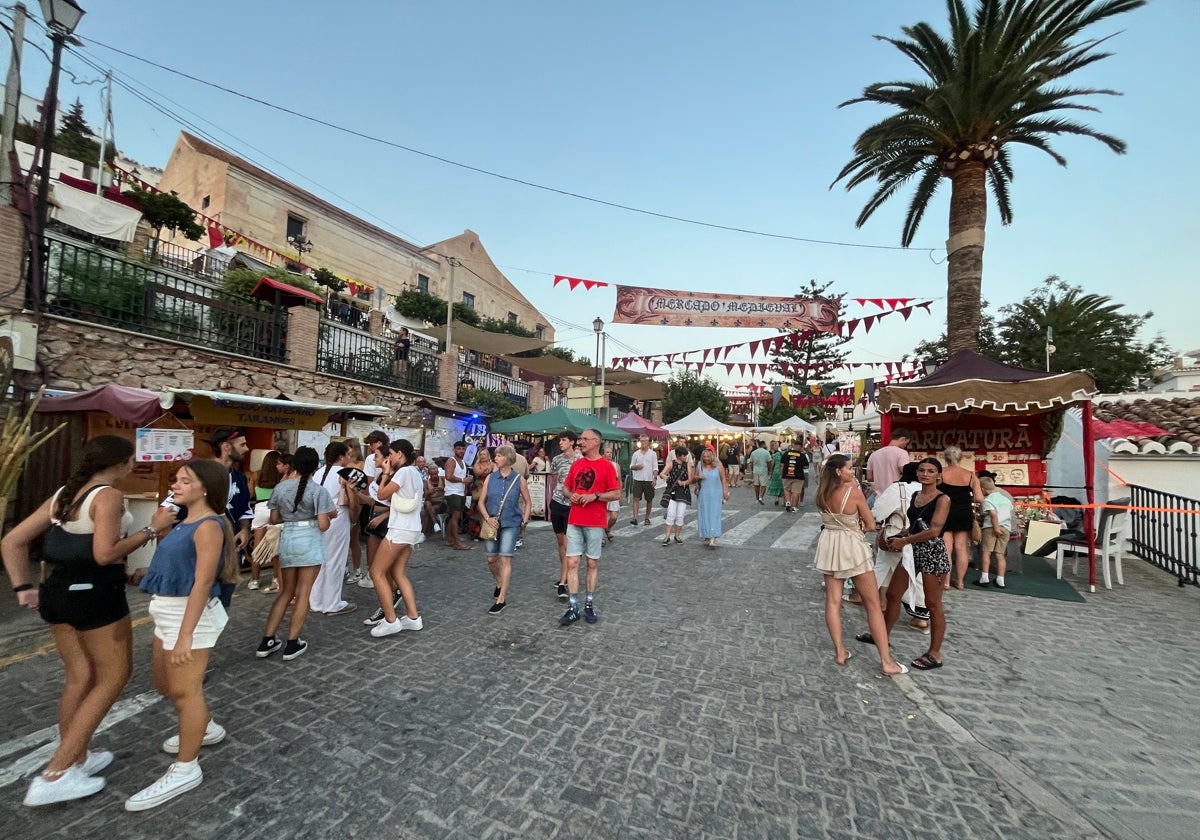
top-left (484, 525), bottom-right (519, 558)
top-left (566, 524), bottom-right (604, 559)
top-left (278, 521), bottom-right (326, 568)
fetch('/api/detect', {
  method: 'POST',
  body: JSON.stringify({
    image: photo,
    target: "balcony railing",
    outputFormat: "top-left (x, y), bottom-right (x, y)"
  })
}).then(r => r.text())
top-left (317, 319), bottom-right (438, 396)
top-left (1127, 485), bottom-right (1200, 588)
top-left (459, 365), bottom-right (529, 409)
top-left (44, 235), bottom-right (287, 363)
top-left (145, 238), bottom-right (231, 282)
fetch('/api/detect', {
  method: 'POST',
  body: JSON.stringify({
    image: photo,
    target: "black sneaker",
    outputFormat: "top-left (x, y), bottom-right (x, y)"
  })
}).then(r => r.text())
top-left (282, 639), bottom-right (308, 661)
top-left (556, 583), bottom-right (569, 601)
top-left (488, 602), bottom-right (506, 615)
top-left (255, 637), bottom-right (280, 658)
top-left (559, 606), bottom-right (580, 626)
top-left (363, 591), bottom-right (403, 625)
top-left (972, 578), bottom-right (990, 588)
top-left (583, 603), bottom-right (597, 624)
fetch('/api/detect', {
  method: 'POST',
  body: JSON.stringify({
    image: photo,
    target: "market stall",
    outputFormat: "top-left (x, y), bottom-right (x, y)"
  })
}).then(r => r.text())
top-left (879, 350), bottom-right (1099, 588)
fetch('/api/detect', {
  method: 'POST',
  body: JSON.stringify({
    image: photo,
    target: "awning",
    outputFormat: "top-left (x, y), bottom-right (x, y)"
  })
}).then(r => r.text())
top-left (50, 182), bottom-right (142, 241)
top-left (250, 276), bottom-right (324, 307)
top-left (449, 320), bottom-right (551, 355)
top-left (36, 383), bottom-right (171, 426)
top-left (415, 397), bottom-right (488, 418)
top-left (166, 389), bottom-right (391, 430)
top-left (608, 380), bottom-right (665, 401)
top-left (501, 354), bottom-right (596, 378)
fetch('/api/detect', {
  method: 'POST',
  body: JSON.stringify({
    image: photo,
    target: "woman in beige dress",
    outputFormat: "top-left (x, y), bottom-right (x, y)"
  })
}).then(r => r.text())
top-left (815, 454), bottom-right (907, 676)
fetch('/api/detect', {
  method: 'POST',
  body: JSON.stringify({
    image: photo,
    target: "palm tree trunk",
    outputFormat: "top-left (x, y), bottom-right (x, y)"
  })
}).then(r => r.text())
top-left (945, 161), bottom-right (987, 354)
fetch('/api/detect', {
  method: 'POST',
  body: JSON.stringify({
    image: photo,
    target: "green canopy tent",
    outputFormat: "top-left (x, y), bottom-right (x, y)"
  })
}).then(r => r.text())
top-left (490, 406), bottom-right (631, 441)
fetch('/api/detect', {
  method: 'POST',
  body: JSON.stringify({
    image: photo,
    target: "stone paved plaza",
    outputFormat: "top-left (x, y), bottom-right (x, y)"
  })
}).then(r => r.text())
top-left (2, 486), bottom-right (1198, 839)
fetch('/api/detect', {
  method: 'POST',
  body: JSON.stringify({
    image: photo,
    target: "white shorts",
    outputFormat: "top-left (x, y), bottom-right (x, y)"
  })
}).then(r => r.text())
top-left (251, 500), bottom-right (272, 530)
top-left (386, 527), bottom-right (421, 546)
top-left (148, 595), bottom-right (228, 650)
top-left (606, 500), bottom-right (620, 512)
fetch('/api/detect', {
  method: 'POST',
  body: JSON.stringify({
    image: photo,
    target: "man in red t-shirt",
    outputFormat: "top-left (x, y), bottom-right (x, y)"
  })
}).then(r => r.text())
top-left (560, 429), bottom-right (621, 626)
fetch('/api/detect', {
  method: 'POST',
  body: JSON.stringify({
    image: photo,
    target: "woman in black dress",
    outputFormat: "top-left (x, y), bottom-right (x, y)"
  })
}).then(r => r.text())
top-left (937, 446), bottom-right (983, 589)
top-left (883, 457), bottom-right (952, 670)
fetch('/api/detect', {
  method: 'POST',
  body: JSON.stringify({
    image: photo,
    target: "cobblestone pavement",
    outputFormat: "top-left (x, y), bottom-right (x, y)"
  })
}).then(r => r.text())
top-left (2, 485), bottom-right (1197, 839)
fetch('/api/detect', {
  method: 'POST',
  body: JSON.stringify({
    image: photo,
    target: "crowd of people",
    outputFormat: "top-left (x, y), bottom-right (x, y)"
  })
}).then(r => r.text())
top-left (3, 418), bottom-right (1021, 810)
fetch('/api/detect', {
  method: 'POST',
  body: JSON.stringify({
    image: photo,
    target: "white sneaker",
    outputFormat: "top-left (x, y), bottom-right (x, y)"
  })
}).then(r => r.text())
top-left (356, 574), bottom-right (376, 589)
top-left (80, 749), bottom-right (113, 776)
top-left (399, 615), bottom-right (423, 631)
top-left (124, 761), bottom-right (203, 811)
top-left (161, 719), bottom-right (226, 754)
top-left (370, 618), bottom-right (403, 637)
top-left (344, 569), bottom-right (363, 584)
top-left (24, 764), bottom-right (105, 806)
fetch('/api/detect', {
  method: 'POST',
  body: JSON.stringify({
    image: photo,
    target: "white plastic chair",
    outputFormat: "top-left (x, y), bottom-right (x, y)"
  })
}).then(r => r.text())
top-left (1055, 497), bottom-right (1131, 589)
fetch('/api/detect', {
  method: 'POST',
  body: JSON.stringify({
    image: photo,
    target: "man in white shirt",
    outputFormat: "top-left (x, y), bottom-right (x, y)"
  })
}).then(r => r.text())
top-left (443, 440), bottom-right (470, 550)
top-left (628, 436), bottom-right (659, 526)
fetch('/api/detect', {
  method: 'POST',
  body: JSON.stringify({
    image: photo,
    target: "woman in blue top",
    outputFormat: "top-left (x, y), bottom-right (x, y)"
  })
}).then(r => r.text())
top-left (128, 459), bottom-right (236, 812)
top-left (479, 444), bottom-right (532, 614)
top-left (695, 448), bottom-right (730, 549)
top-left (257, 447), bottom-right (334, 661)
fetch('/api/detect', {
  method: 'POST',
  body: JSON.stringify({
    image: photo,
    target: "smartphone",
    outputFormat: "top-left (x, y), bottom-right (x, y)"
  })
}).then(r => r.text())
top-left (160, 492), bottom-right (181, 513)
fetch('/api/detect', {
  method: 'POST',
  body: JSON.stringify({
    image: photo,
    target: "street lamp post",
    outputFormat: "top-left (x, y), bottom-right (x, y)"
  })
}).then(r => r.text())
top-left (28, 0), bottom-right (85, 309)
top-left (592, 317), bottom-right (605, 416)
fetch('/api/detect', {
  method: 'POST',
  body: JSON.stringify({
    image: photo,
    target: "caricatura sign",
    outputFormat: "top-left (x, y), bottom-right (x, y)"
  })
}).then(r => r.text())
top-left (612, 286), bottom-right (840, 331)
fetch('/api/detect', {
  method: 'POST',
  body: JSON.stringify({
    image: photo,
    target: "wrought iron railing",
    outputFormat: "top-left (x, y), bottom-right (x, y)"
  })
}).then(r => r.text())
top-left (43, 235), bottom-right (287, 362)
top-left (458, 364), bottom-right (529, 409)
top-left (317, 319), bottom-right (438, 396)
top-left (1127, 485), bottom-right (1200, 588)
top-left (145, 238), bottom-right (230, 282)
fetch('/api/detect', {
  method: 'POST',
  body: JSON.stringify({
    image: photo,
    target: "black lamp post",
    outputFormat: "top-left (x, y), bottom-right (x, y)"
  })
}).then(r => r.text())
top-left (28, 0), bottom-right (85, 308)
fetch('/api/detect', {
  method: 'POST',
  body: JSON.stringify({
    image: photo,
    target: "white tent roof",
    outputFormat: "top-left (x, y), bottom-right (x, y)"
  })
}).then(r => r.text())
top-left (662, 408), bottom-right (743, 435)
top-left (774, 415), bottom-right (817, 434)
top-left (835, 411), bottom-right (882, 431)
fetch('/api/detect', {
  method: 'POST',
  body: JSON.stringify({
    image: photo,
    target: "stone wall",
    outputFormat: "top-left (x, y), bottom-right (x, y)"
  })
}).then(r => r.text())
top-left (28, 316), bottom-right (428, 424)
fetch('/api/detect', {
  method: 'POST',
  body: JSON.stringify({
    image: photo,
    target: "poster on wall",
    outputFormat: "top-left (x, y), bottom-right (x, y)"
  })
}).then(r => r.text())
top-left (135, 428), bottom-right (194, 462)
top-left (426, 416), bottom-right (466, 461)
top-left (296, 422), bottom-right (342, 456)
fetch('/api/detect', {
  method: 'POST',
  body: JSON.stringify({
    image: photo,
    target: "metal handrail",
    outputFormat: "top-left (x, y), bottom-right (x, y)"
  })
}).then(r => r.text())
top-left (1127, 485), bottom-right (1200, 588)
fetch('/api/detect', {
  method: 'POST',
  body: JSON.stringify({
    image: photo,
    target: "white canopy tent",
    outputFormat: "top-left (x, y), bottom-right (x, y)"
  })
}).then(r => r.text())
top-left (773, 415), bottom-right (817, 435)
top-left (835, 411), bottom-right (882, 432)
top-left (663, 407), bottom-right (743, 435)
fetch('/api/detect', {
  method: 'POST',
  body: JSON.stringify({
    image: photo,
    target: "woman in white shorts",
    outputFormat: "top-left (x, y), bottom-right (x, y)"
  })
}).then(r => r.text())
top-left (256, 446), bottom-right (334, 661)
top-left (368, 438), bottom-right (425, 637)
top-left (130, 459), bottom-right (238, 811)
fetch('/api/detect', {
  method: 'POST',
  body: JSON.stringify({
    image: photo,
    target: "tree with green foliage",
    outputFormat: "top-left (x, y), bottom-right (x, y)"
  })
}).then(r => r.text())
top-left (122, 184), bottom-right (204, 257)
top-left (766, 279), bottom-right (849, 390)
top-left (661, 369), bottom-right (730, 424)
top-left (457, 387), bottom-right (525, 421)
top-left (994, 277), bottom-right (1171, 392)
top-left (53, 99), bottom-right (114, 168)
top-left (910, 299), bottom-right (1003, 365)
top-left (311, 267), bottom-right (346, 293)
top-left (833, 0), bottom-right (1144, 355)
top-left (392, 288), bottom-right (482, 328)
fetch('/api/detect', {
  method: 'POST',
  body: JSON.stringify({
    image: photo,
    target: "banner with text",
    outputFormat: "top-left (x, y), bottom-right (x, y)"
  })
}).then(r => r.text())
top-left (612, 287), bottom-right (840, 331)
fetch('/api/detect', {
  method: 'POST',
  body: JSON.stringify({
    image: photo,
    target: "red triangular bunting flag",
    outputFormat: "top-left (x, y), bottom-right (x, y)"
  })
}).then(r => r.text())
top-left (843, 319), bottom-right (859, 337)
top-left (918, 301), bottom-right (933, 313)
top-left (568, 278), bottom-right (583, 290)
top-left (553, 275), bottom-right (566, 287)
top-left (862, 315), bottom-right (876, 333)
top-left (898, 306), bottom-right (913, 321)
top-left (652, 361), bottom-right (661, 372)
top-left (724, 363), bottom-right (734, 373)
top-left (854, 297), bottom-right (868, 307)
top-left (748, 340), bottom-right (760, 358)
top-left (869, 298), bottom-right (885, 310)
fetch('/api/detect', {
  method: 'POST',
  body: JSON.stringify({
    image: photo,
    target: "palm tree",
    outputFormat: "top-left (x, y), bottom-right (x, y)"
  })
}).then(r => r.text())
top-left (832, 0), bottom-right (1144, 354)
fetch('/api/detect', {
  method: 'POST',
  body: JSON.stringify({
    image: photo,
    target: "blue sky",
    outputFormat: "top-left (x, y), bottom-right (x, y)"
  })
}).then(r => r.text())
top-left (14, 0), bottom-right (1198, 386)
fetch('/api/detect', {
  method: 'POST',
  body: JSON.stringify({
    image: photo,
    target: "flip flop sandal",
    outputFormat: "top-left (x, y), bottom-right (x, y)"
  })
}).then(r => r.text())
top-left (911, 653), bottom-right (943, 670)
top-left (854, 632), bottom-right (875, 644)
top-left (883, 663), bottom-right (909, 676)
top-left (836, 650), bottom-right (853, 666)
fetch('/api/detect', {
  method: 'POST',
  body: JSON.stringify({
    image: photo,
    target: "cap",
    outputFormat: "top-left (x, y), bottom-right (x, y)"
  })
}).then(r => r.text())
top-left (210, 427), bottom-right (246, 448)
top-left (977, 469), bottom-right (998, 480)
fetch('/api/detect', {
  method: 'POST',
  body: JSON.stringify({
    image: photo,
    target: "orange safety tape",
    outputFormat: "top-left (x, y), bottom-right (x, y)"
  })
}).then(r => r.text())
top-left (1059, 430), bottom-right (1131, 487)
top-left (1017, 501), bottom-right (1200, 515)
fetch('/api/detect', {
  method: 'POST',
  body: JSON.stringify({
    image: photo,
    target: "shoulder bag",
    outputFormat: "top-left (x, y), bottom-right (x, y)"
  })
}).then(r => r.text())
top-left (391, 468), bottom-right (421, 514)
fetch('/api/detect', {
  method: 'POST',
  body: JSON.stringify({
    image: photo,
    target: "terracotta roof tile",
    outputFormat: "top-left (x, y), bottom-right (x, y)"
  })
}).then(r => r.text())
top-left (1095, 395), bottom-right (1200, 455)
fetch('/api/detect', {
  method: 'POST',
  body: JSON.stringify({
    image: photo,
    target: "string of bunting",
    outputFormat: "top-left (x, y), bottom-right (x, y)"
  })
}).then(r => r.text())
top-left (552, 275), bottom-right (609, 291)
top-left (852, 297), bottom-right (916, 310)
top-left (611, 301), bottom-right (933, 368)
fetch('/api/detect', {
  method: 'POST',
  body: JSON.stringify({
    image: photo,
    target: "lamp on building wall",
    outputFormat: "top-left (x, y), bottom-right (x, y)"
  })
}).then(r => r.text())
top-left (28, 0), bottom-right (86, 308)
top-left (287, 234), bottom-right (314, 267)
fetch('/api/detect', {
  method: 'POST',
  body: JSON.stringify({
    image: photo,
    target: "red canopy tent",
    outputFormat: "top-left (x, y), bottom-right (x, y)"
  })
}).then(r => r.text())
top-left (879, 350), bottom-right (1101, 589)
top-left (615, 411), bottom-right (670, 442)
top-left (35, 383), bottom-right (169, 426)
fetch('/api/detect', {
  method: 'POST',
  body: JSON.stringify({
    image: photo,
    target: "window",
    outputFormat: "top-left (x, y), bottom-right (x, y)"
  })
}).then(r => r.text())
top-left (286, 214), bottom-right (306, 241)
top-left (417, 274), bottom-right (429, 294)
top-left (201, 195), bottom-right (210, 210)
top-left (461, 292), bottom-right (475, 310)
top-left (507, 312), bottom-right (518, 326)
top-left (535, 324), bottom-right (545, 339)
